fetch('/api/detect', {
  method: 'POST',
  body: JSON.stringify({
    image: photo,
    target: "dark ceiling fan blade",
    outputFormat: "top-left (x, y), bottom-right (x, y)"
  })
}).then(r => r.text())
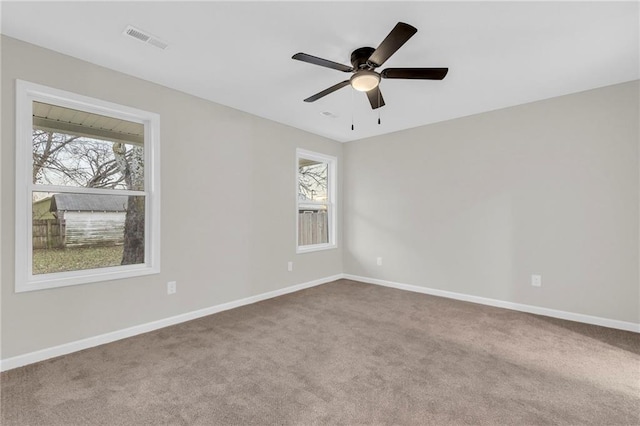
top-left (366, 87), bottom-right (385, 109)
top-left (292, 53), bottom-right (354, 72)
top-left (367, 22), bottom-right (417, 67)
top-left (304, 80), bottom-right (351, 102)
top-left (382, 68), bottom-right (449, 80)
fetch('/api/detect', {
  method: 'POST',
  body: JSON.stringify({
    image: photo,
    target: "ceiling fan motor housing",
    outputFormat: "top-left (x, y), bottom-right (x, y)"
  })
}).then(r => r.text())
top-left (351, 47), bottom-right (376, 69)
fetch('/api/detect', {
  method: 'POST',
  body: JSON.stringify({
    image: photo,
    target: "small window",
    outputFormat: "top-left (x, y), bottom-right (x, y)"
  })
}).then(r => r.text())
top-left (296, 149), bottom-right (337, 253)
top-left (15, 80), bottom-right (160, 292)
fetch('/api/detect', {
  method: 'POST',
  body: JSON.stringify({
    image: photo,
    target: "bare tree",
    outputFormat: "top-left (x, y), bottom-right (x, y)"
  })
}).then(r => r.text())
top-left (113, 142), bottom-right (145, 265)
top-left (33, 130), bottom-right (127, 189)
top-left (32, 130), bottom-right (81, 185)
top-left (298, 162), bottom-right (327, 201)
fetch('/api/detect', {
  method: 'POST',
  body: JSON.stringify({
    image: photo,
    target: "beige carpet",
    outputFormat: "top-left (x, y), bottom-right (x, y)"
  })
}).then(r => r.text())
top-left (1, 279), bottom-right (639, 425)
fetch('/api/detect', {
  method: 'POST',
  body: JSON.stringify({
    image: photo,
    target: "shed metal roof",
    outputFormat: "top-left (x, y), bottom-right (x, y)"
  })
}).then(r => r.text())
top-left (50, 193), bottom-right (128, 212)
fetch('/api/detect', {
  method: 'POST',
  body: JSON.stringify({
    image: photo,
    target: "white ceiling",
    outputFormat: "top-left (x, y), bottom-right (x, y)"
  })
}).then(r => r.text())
top-left (2, 1), bottom-right (638, 143)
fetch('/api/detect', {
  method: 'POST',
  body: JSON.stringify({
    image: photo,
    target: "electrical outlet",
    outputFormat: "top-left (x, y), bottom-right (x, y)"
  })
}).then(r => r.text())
top-left (287, 261), bottom-right (293, 272)
top-left (376, 257), bottom-right (383, 266)
top-left (167, 281), bottom-right (177, 295)
top-left (531, 274), bottom-right (542, 287)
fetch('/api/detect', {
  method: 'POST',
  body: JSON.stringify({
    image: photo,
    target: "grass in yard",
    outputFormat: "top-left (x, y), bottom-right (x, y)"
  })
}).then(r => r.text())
top-left (33, 245), bottom-right (124, 275)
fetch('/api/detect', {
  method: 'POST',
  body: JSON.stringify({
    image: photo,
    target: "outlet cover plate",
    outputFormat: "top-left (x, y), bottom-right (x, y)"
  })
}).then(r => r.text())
top-left (531, 274), bottom-right (542, 287)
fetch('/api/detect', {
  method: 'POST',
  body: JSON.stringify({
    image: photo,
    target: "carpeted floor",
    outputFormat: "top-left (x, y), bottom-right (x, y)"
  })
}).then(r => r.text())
top-left (1, 279), bottom-right (639, 425)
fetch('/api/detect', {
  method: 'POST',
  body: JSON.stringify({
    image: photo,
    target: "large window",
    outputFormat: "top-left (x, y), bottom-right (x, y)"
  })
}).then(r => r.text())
top-left (296, 149), bottom-right (336, 253)
top-left (15, 80), bottom-right (160, 292)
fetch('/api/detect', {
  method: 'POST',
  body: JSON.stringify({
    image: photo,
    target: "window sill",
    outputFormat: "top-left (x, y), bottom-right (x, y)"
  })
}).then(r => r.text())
top-left (16, 264), bottom-right (160, 293)
top-left (296, 243), bottom-right (337, 254)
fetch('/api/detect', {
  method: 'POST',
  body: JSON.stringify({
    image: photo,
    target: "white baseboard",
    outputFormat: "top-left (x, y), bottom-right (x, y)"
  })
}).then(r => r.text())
top-left (343, 274), bottom-right (640, 333)
top-left (0, 274), bottom-right (342, 372)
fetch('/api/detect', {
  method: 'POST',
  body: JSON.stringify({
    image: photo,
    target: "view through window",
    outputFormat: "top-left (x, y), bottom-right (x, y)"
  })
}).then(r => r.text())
top-left (297, 150), bottom-right (336, 251)
top-left (31, 102), bottom-right (146, 275)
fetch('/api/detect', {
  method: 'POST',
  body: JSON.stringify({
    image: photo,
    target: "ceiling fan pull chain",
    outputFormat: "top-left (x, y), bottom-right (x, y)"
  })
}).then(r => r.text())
top-left (378, 90), bottom-right (381, 125)
top-left (351, 87), bottom-right (355, 131)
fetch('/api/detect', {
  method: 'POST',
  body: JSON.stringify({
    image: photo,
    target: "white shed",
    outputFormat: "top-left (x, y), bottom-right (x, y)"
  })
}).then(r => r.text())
top-left (50, 193), bottom-right (128, 248)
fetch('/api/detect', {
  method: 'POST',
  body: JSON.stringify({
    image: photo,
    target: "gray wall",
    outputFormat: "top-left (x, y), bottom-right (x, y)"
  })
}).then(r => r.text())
top-left (1, 36), bottom-right (343, 359)
top-left (344, 80), bottom-right (639, 323)
top-left (2, 35), bottom-right (638, 362)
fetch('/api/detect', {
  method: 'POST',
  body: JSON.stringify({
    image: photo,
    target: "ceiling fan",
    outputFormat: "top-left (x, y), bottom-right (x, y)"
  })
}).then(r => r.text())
top-left (292, 22), bottom-right (448, 110)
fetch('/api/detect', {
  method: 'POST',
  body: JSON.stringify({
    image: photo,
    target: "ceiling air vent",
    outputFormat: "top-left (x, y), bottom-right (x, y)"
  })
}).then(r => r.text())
top-left (123, 25), bottom-right (168, 50)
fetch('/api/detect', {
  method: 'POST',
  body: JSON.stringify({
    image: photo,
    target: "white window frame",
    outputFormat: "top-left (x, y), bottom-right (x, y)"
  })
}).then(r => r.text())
top-left (296, 148), bottom-right (337, 253)
top-left (15, 80), bottom-right (161, 292)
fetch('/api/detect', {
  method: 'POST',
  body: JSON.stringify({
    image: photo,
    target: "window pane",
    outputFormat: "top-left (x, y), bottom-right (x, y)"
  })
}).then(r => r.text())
top-left (298, 158), bottom-right (328, 202)
top-left (32, 191), bottom-right (145, 275)
top-left (32, 101), bottom-right (144, 190)
top-left (298, 204), bottom-right (328, 246)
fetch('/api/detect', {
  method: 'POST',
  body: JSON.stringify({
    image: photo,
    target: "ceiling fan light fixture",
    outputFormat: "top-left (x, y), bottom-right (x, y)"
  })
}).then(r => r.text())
top-left (350, 70), bottom-right (380, 92)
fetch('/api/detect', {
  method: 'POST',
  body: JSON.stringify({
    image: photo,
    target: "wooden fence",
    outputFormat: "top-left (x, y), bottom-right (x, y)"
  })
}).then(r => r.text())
top-left (33, 219), bottom-right (66, 249)
top-left (35, 213), bottom-right (326, 249)
top-left (298, 212), bottom-right (328, 246)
